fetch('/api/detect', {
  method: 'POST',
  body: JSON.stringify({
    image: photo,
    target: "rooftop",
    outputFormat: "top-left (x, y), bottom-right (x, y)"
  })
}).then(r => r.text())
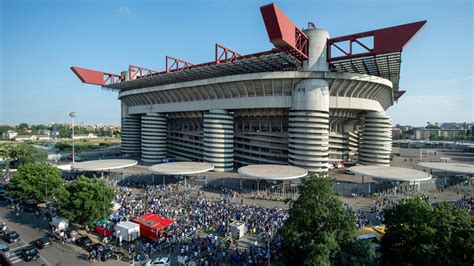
top-left (149, 162), bottom-right (214, 175)
top-left (238, 164), bottom-right (308, 180)
top-left (350, 165), bottom-right (432, 182)
top-left (418, 162), bottom-right (474, 175)
top-left (70, 159), bottom-right (138, 171)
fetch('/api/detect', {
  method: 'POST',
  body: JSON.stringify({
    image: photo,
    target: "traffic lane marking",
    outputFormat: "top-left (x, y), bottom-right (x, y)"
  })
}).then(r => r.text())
top-left (11, 244), bottom-right (30, 252)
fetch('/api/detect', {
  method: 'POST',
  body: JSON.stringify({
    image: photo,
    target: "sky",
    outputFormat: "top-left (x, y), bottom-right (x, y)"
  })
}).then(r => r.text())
top-left (0, 0), bottom-right (473, 127)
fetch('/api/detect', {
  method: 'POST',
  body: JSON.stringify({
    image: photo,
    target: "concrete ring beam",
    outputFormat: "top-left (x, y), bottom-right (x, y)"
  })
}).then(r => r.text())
top-left (149, 162), bottom-right (214, 176)
top-left (71, 159), bottom-right (138, 172)
top-left (350, 165), bottom-right (432, 182)
top-left (418, 162), bottom-right (474, 175)
top-left (238, 164), bottom-right (308, 180)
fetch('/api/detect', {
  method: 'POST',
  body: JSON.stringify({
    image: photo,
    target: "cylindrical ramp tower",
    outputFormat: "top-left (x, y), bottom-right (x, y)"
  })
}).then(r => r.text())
top-left (121, 115), bottom-right (141, 155)
top-left (141, 113), bottom-right (167, 164)
top-left (289, 79), bottom-right (330, 172)
top-left (359, 111), bottom-right (392, 166)
top-left (203, 110), bottom-right (234, 172)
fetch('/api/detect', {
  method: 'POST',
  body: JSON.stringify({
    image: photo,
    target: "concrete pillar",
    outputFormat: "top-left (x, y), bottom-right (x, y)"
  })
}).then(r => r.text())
top-left (141, 113), bottom-right (167, 164)
top-left (121, 104), bottom-right (141, 155)
top-left (203, 109), bottom-right (234, 172)
top-left (302, 28), bottom-right (330, 71)
top-left (289, 79), bottom-right (330, 172)
top-left (359, 111), bottom-right (392, 166)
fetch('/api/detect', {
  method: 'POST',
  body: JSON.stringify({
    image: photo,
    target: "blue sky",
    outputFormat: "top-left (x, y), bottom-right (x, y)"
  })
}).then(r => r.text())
top-left (1, 0), bottom-right (472, 126)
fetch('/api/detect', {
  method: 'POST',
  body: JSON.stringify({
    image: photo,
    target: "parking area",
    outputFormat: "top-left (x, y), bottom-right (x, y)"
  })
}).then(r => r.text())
top-left (0, 201), bottom-right (128, 266)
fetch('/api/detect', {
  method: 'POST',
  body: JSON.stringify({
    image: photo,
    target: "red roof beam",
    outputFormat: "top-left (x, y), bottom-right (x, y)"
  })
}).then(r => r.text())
top-left (215, 44), bottom-right (242, 64)
top-left (327, 20), bottom-right (426, 62)
top-left (128, 65), bottom-right (158, 80)
top-left (70, 66), bottom-right (124, 86)
top-left (260, 3), bottom-right (309, 60)
top-left (165, 56), bottom-right (194, 73)
top-left (394, 90), bottom-right (406, 101)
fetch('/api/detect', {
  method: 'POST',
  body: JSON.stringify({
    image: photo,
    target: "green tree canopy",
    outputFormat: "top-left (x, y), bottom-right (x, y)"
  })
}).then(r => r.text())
top-left (5, 162), bottom-right (64, 202)
top-left (0, 143), bottom-right (46, 169)
top-left (381, 197), bottom-right (474, 265)
top-left (280, 173), bottom-right (375, 265)
top-left (56, 176), bottom-right (115, 227)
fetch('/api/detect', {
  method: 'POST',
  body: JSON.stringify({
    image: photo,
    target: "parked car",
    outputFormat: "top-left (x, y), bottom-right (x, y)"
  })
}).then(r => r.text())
top-left (3, 231), bottom-right (20, 243)
top-left (65, 226), bottom-right (79, 238)
top-left (91, 243), bottom-right (104, 253)
top-left (0, 240), bottom-right (11, 257)
top-left (75, 236), bottom-right (93, 251)
top-left (0, 252), bottom-right (12, 266)
top-left (100, 249), bottom-right (113, 261)
top-left (22, 200), bottom-right (37, 212)
top-left (21, 246), bottom-right (40, 261)
top-left (35, 237), bottom-right (52, 249)
top-left (141, 257), bottom-right (171, 266)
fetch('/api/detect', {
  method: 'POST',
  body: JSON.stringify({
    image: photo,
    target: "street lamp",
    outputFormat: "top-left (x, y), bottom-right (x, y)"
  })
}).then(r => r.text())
top-left (69, 112), bottom-right (77, 164)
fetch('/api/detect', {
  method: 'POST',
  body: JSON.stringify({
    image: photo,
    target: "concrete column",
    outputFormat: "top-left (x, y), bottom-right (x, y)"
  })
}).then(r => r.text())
top-left (359, 111), bottom-right (392, 166)
top-left (141, 113), bottom-right (167, 164)
top-left (302, 28), bottom-right (330, 71)
top-left (203, 109), bottom-right (234, 172)
top-left (121, 104), bottom-right (141, 155)
top-left (289, 79), bottom-right (330, 172)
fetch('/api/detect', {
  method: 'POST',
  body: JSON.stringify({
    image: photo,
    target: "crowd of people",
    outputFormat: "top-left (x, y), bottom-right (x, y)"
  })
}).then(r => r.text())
top-left (452, 195), bottom-right (473, 214)
top-left (109, 180), bottom-right (289, 264)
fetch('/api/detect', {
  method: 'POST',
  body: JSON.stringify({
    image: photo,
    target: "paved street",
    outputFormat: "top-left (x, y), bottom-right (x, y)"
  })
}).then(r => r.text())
top-left (0, 202), bottom-right (128, 266)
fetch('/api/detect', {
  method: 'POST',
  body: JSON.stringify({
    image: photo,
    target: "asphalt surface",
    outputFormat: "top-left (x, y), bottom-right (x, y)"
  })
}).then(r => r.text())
top-left (0, 201), bottom-right (128, 266)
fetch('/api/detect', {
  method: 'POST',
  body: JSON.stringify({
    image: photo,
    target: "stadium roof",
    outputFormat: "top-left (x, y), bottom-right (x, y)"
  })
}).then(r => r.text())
top-left (104, 50), bottom-right (302, 91)
top-left (71, 3), bottom-right (425, 100)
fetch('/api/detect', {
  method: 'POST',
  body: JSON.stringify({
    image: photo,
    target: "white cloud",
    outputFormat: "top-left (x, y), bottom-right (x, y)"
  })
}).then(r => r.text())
top-left (118, 6), bottom-right (131, 15)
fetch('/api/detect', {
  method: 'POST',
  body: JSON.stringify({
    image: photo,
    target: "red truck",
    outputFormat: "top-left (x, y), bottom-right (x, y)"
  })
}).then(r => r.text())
top-left (132, 213), bottom-right (174, 241)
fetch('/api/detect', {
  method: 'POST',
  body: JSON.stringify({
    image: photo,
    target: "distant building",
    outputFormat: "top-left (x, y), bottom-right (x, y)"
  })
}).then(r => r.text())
top-left (414, 128), bottom-right (467, 140)
top-left (36, 135), bottom-right (51, 141)
top-left (440, 122), bottom-right (467, 130)
top-left (392, 128), bottom-right (401, 139)
top-left (14, 135), bottom-right (37, 141)
top-left (72, 133), bottom-right (98, 140)
top-left (440, 129), bottom-right (466, 139)
top-left (2, 130), bottom-right (18, 140)
top-left (414, 128), bottom-right (440, 140)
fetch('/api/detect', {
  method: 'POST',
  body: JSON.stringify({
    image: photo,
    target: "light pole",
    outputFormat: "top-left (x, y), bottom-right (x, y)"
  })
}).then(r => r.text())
top-left (69, 112), bottom-right (77, 164)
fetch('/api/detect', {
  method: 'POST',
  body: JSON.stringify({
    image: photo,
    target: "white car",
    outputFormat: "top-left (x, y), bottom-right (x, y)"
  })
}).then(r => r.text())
top-left (140, 257), bottom-right (171, 266)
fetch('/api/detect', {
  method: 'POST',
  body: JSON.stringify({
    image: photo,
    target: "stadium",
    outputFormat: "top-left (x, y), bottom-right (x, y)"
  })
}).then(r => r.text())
top-left (71, 3), bottom-right (425, 172)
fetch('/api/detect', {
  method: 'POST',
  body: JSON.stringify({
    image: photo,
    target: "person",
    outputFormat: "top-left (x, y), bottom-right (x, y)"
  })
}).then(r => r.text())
top-left (1, 223), bottom-right (6, 233)
top-left (90, 249), bottom-right (97, 262)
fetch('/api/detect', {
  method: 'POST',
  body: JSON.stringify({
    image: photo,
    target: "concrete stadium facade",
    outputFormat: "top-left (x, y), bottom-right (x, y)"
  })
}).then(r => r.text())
top-left (118, 28), bottom-right (393, 172)
top-left (72, 4), bottom-right (425, 173)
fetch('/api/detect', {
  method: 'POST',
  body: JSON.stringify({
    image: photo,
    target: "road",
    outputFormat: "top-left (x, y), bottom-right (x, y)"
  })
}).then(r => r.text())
top-left (0, 202), bottom-right (128, 266)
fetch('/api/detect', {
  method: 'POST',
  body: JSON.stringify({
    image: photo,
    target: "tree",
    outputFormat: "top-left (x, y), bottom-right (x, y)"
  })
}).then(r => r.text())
top-left (279, 173), bottom-right (375, 265)
top-left (56, 176), bottom-right (115, 227)
top-left (381, 197), bottom-right (474, 265)
top-left (5, 162), bottom-right (65, 202)
top-left (0, 143), bottom-right (46, 170)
